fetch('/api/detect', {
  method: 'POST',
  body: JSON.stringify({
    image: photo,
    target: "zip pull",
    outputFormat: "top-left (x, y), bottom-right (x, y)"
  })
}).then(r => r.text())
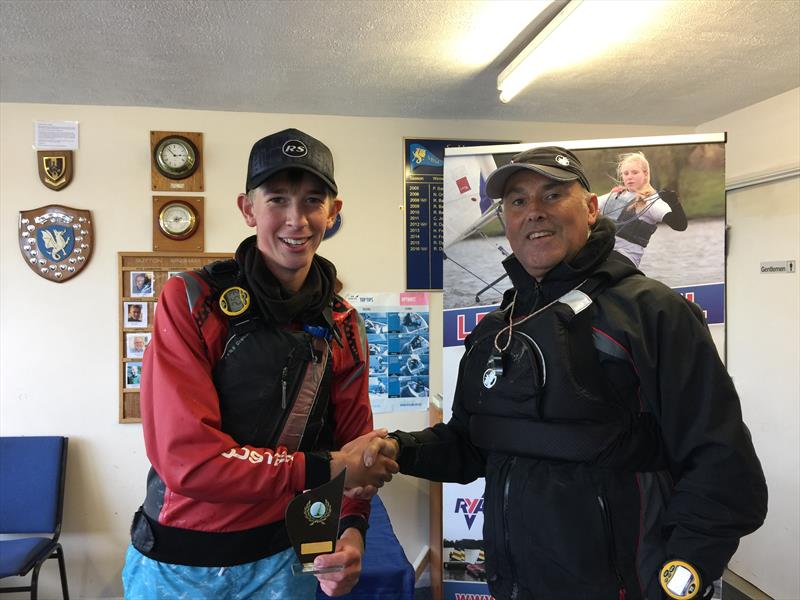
top-left (281, 366), bottom-right (288, 409)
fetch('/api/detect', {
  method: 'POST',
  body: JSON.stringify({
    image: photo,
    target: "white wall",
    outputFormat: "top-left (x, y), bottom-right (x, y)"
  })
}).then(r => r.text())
top-left (697, 87), bottom-right (800, 600)
top-left (0, 101), bottom-right (689, 599)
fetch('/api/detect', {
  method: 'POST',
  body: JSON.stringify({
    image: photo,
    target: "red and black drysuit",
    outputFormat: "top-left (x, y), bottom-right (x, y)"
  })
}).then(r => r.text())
top-left (130, 237), bottom-right (373, 567)
top-left (390, 218), bottom-right (766, 600)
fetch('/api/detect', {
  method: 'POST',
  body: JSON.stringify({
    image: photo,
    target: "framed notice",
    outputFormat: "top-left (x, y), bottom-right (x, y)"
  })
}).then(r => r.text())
top-left (403, 138), bottom-right (514, 291)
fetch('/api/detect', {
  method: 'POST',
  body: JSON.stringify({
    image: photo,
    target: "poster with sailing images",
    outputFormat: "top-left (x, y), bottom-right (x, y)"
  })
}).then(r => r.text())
top-left (345, 292), bottom-right (430, 414)
top-left (439, 133), bottom-right (726, 600)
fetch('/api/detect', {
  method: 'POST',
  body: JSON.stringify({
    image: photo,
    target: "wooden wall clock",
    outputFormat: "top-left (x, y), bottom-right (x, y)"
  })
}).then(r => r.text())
top-left (150, 131), bottom-right (204, 192)
top-left (152, 196), bottom-right (204, 251)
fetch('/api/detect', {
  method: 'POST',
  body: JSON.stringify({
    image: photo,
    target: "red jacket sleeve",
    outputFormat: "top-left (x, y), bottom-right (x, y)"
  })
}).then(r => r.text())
top-left (140, 274), bottom-right (310, 504)
top-left (329, 303), bottom-right (374, 522)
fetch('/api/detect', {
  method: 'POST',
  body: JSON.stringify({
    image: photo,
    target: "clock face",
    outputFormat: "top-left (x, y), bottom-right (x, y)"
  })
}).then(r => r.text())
top-left (158, 202), bottom-right (197, 239)
top-left (154, 136), bottom-right (199, 179)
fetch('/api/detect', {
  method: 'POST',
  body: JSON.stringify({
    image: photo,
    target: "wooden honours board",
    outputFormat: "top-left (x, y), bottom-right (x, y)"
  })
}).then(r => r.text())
top-left (118, 251), bottom-right (231, 422)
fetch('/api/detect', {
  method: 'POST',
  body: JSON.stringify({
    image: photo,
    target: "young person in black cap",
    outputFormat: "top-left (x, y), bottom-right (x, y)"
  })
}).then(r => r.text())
top-left (123, 128), bottom-right (398, 599)
top-left (362, 146), bottom-right (767, 600)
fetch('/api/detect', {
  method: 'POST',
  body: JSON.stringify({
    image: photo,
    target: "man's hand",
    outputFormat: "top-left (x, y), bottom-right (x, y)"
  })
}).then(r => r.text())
top-left (343, 432), bottom-right (401, 500)
top-left (362, 434), bottom-right (399, 467)
top-left (343, 484), bottom-right (380, 500)
top-left (314, 527), bottom-right (363, 596)
top-left (332, 429), bottom-right (398, 491)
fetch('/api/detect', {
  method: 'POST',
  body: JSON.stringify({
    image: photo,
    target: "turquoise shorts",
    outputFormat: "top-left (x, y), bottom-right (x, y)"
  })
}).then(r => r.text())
top-left (122, 545), bottom-right (318, 600)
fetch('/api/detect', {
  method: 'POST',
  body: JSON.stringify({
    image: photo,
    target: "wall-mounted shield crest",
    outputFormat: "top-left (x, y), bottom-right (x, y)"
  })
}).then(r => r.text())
top-left (37, 150), bottom-right (73, 190)
top-left (19, 205), bottom-right (93, 283)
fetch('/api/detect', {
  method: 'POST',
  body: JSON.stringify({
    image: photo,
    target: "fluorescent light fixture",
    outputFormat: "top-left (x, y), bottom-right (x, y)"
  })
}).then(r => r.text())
top-left (454, 0), bottom-right (552, 67)
top-left (497, 0), bottom-right (665, 103)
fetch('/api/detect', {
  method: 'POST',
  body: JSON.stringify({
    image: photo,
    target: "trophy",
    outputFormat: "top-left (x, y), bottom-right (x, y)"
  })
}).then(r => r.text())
top-left (286, 468), bottom-right (347, 575)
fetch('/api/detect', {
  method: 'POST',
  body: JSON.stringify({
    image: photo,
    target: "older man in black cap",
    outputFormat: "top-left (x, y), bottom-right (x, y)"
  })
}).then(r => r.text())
top-left (366, 147), bottom-right (767, 600)
top-left (123, 128), bottom-right (398, 599)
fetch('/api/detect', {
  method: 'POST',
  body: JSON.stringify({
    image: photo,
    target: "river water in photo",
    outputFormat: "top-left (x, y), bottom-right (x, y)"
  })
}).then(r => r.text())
top-left (443, 217), bottom-right (725, 310)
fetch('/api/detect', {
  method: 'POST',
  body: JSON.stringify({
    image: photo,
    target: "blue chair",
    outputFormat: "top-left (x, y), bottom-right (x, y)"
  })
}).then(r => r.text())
top-left (0, 437), bottom-right (69, 600)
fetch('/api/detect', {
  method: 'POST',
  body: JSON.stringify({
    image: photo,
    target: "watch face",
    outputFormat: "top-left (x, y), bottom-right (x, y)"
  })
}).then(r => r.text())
top-left (159, 202), bottom-right (197, 239)
top-left (154, 136), bottom-right (198, 179)
top-left (661, 561), bottom-right (700, 599)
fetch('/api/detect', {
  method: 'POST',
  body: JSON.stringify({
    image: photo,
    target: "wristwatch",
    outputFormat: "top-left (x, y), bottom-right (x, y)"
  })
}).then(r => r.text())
top-left (660, 560), bottom-right (701, 599)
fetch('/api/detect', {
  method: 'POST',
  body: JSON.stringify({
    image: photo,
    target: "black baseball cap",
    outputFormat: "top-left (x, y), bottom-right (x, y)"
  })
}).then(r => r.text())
top-left (485, 146), bottom-right (591, 198)
top-left (246, 128), bottom-right (338, 194)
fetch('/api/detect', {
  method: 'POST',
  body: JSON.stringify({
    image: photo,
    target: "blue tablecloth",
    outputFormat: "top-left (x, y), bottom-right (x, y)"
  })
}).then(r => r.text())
top-left (317, 495), bottom-right (415, 600)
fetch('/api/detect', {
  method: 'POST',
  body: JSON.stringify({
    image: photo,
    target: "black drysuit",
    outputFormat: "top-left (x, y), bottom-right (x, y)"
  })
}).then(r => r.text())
top-left (392, 218), bottom-right (766, 599)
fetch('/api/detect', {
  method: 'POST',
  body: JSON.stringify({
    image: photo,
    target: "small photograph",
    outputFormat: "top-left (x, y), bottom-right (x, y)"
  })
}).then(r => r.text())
top-left (443, 540), bottom-right (486, 582)
top-left (124, 302), bottom-right (148, 328)
top-left (126, 333), bottom-right (152, 359)
top-left (399, 377), bottom-right (429, 398)
top-left (368, 376), bottom-right (389, 396)
top-left (363, 312), bottom-right (389, 335)
top-left (167, 271), bottom-right (182, 279)
top-left (396, 353), bottom-right (428, 377)
top-left (125, 362), bottom-right (142, 389)
top-left (130, 271), bottom-right (154, 297)
top-left (369, 353), bottom-right (388, 375)
top-left (402, 311), bottom-right (429, 333)
top-left (368, 341), bottom-right (388, 357)
top-left (390, 333), bottom-right (430, 355)
top-left (367, 332), bottom-right (388, 344)
top-left (390, 376), bottom-right (429, 398)
top-left (389, 311), bottom-right (429, 334)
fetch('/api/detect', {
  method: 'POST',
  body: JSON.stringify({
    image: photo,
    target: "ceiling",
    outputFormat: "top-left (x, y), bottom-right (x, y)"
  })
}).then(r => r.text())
top-left (1, 0), bottom-right (798, 126)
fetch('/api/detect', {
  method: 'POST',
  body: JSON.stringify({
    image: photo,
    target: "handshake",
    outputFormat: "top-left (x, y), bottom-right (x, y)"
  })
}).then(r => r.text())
top-left (330, 429), bottom-right (401, 499)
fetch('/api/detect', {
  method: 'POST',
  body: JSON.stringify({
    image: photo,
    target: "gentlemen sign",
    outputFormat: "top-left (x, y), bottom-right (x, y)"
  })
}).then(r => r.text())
top-left (760, 260), bottom-right (796, 274)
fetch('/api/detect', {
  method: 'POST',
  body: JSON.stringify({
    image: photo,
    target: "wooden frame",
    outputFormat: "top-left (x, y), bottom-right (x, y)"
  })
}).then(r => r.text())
top-left (152, 196), bottom-right (205, 252)
top-left (118, 251), bottom-right (231, 423)
top-left (429, 402), bottom-right (443, 599)
top-left (150, 130), bottom-right (204, 192)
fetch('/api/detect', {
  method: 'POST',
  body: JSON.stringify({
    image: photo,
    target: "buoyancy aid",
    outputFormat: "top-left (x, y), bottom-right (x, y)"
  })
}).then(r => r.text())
top-left (602, 190), bottom-right (659, 247)
top-left (201, 259), bottom-right (335, 453)
top-left (130, 261), bottom-right (357, 567)
top-left (460, 276), bottom-right (664, 469)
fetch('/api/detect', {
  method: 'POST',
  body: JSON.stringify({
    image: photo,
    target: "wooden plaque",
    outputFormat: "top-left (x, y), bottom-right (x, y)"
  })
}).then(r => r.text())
top-left (152, 196), bottom-right (204, 252)
top-left (150, 130), bottom-right (204, 192)
top-left (118, 251), bottom-right (232, 422)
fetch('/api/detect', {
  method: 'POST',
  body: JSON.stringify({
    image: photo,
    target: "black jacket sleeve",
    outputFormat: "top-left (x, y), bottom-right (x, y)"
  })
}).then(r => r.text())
top-left (391, 352), bottom-right (486, 484)
top-left (659, 190), bottom-right (688, 231)
top-left (604, 278), bottom-right (767, 582)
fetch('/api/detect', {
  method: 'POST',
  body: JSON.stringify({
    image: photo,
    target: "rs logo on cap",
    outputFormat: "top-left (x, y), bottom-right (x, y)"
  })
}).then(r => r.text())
top-left (555, 155), bottom-right (571, 166)
top-left (282, 140), bottom-right (307, 157)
